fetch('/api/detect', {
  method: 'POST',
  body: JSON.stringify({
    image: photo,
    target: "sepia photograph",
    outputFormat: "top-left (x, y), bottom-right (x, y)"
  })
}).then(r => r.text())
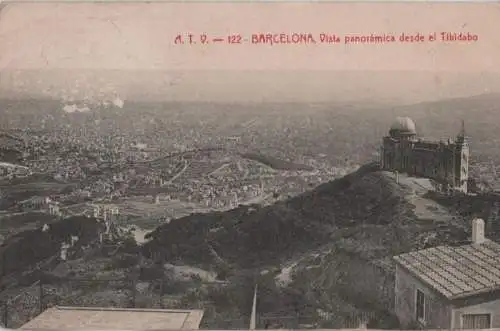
top-left (1, 2), bottom-right (500, 330)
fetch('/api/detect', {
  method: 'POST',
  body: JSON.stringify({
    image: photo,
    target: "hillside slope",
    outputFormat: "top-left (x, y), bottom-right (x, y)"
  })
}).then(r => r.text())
top-left (0, 215), bottom-right (102, 285)
top-left (142, 162), bottom-right (487, 327)
top-left (143, 162), bottom-right (471, 270)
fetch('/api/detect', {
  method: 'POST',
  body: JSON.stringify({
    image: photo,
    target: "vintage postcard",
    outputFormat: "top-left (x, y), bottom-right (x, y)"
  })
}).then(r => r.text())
top-left (1, 1), bottom-right (500, 330)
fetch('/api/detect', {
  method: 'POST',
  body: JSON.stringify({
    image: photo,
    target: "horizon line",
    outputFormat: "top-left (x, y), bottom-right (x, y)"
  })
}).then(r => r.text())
top-left (3, 0), bottom-right (500, 3)
top-left (1, 69), bottom-right (499, 73)
top-left (1, 91), bottom-right (498, 102)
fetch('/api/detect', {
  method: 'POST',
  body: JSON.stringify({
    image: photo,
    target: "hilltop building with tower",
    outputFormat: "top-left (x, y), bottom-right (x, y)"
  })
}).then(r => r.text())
top-left (380, 117), bottom-right (469, 193)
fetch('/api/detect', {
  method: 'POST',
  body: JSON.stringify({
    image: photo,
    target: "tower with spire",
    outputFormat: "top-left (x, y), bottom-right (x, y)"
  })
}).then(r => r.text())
top-left (455, 120), bottom-right (470, 193)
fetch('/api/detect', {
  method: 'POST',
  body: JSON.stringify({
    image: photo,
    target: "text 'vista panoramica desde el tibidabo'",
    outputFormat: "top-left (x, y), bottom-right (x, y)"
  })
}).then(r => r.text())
top-left (173, 31), bottom-right (479, 45)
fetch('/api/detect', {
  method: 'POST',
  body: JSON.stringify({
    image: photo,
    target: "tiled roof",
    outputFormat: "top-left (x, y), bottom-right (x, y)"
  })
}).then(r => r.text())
top-left (393, 240), bottom-right (500, 300)
top-left (21, 307), bottom-right (204, 330)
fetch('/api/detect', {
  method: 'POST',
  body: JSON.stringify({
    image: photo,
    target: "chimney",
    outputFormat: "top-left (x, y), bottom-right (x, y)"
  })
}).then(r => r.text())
top-left (472, 218), bottom-right (486, 244)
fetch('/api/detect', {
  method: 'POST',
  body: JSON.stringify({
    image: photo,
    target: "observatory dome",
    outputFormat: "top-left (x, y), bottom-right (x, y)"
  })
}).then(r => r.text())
top-left (390, 117), bottom-right (417, 136)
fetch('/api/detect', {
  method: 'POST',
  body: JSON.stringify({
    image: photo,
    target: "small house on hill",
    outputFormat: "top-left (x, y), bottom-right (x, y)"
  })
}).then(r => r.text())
top-left (393, 218), bottom-right (500, 329)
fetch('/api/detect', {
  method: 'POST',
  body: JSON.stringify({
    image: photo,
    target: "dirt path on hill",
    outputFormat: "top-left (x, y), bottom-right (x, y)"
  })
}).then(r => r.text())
top-left (384, 171), bottom-right (465, 230)
top-left (276, 171), bottom-right (465, 289)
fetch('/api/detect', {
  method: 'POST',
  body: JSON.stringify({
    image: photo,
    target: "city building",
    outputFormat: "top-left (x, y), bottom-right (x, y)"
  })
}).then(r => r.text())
top-left (92, 204), bottom-right (119, 221)
top-left (48, 201), bottom-right (61, 216)
top-left (380, 117), bottom-right (469, 193)
top-left (0, 162), bottom-right (30, 178)
top-left (19, 196), bottom-right (52, 211)
top-left (393, 218), bottom-right (500, 329)
top-left (20, 306), bottom-right (204, 330)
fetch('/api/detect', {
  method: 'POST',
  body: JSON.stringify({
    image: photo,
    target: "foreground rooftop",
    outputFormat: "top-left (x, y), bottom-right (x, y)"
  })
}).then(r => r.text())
top-left (20, 307), bottom-right (204, 330)
top-left (393, 239), bottom-right (500, 300)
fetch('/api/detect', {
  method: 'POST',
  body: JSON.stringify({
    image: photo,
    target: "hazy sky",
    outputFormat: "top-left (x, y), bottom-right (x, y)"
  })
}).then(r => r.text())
top-left (1, 2), bottom-right (500, 103)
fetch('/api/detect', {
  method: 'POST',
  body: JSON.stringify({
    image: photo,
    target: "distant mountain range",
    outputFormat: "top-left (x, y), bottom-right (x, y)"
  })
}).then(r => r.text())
top-left (2, 70), bottom-right (500, 104)
top-left (1, 91), bottom-right (500, 116)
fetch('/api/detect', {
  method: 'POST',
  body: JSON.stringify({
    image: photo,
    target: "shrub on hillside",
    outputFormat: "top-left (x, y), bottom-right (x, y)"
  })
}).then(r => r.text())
top-left (109, 254), bottom-right (139, 270)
